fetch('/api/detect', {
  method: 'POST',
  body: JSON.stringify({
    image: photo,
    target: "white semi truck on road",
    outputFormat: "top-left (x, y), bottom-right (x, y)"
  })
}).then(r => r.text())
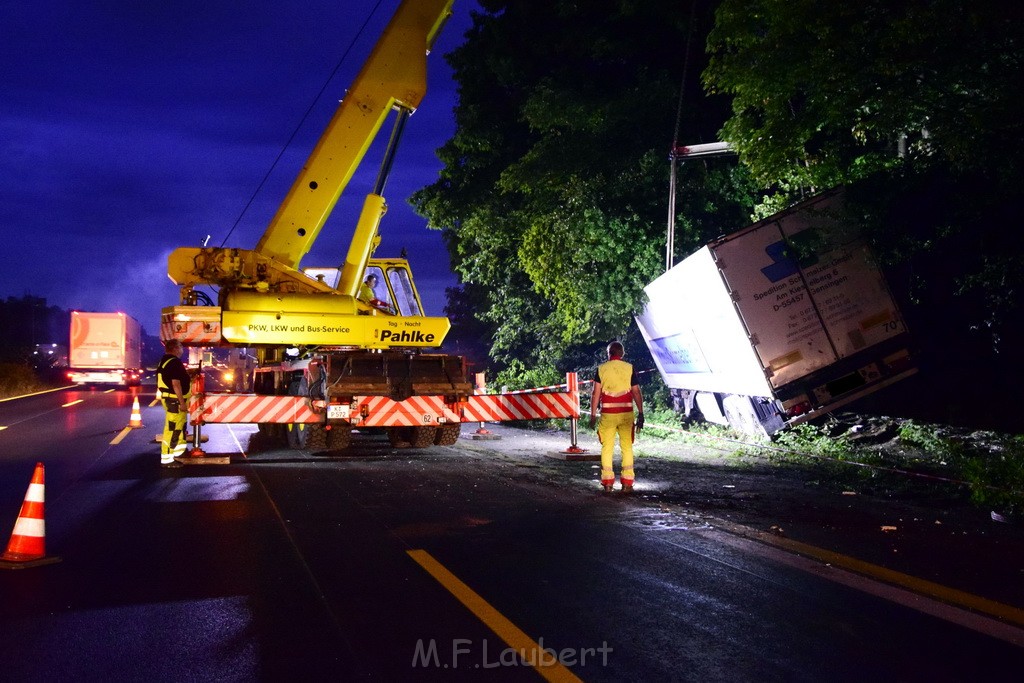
top-left (68, 311), bottom-right (143, 387)
top-left (637, 190), bottom-right (917, 436)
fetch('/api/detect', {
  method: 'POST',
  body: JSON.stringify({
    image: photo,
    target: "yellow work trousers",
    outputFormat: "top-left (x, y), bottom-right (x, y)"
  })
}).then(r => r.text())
top-left (597, 411), bottom-right (635, 486)
top-left (161, 397), bottom-right (189, 463)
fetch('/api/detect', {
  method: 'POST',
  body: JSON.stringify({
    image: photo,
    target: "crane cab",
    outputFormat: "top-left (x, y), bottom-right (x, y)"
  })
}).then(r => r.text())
top-left (303, 258), bottom-right (425, 318)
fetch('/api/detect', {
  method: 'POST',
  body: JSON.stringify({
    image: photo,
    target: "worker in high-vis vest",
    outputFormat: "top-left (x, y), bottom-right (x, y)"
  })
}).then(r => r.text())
top-left (157, 339), bottom-right (192, 468)
top-left (589, 341), bottom-right (644, 492)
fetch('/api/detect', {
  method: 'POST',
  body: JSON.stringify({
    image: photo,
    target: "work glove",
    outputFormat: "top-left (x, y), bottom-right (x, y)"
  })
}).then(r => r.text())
top-left (588, 415), bottom-right (596, 430)
top-left (636, 412), bottom-right (645, 431)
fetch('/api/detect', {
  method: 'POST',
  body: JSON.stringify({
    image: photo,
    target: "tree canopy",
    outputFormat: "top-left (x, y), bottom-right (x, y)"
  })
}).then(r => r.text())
top-left (0, 295), bottom-right (69, 363)
top-left (414, 0), bottom-right (756, 385)
top-left (416, 0), bottom-right (1024, 417)
top-left (704, 0), bottom-right (1024, 196)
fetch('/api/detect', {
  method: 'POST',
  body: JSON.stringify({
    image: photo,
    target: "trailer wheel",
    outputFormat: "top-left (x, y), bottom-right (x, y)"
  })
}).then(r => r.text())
top-left (434, 423), bottom-right (461, 446)
top-left (722, 395), bottom-right (771, 438)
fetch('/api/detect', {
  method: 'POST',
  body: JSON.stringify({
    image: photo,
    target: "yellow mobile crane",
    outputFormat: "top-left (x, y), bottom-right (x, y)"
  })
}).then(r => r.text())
top-left (161, 0), bottom-right (473, 450)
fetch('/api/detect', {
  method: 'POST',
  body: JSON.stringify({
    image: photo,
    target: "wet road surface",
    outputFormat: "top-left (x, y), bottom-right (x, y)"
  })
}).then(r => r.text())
top-left (1, 387), bottom-right (1022, 680)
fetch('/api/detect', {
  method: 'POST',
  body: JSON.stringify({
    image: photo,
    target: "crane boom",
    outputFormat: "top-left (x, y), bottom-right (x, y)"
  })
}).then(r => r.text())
top-left (255, 0), bottom-right (452, 273)
top-left (164, 0), bottom-right (456, 350)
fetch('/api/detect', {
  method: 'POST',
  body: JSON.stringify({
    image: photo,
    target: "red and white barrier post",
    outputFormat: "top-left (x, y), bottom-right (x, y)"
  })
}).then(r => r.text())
top-left (473, 372), bottom-right (495, 437)
top-left (188, 369), bottom-right (206, 457)
top-left (561, 372), bottom-right (588, 455)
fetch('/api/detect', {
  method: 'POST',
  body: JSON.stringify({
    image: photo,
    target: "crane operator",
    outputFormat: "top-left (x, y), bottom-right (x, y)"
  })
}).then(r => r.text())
top-left (358, 274), bottom-right (379, 302)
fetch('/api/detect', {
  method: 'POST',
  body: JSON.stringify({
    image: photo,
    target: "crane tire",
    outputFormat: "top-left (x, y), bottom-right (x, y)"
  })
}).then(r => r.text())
top-left (434, 424), bottom-right (461, 446)
top-left (305, 424), bottom-right (328, 452)
top-left (327, 426), bottom-right (352, 451)
top-left (387, 426), bottom-right (436, 448)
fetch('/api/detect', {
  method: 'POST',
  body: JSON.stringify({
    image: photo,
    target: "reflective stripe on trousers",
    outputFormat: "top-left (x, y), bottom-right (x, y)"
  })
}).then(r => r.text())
top-left (161, 397), bottom-right (189, 462)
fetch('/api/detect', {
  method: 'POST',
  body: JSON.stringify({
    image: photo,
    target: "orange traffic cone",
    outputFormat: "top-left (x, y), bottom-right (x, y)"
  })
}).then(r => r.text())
top-left (128, 396), bottom-right (144, 429)
top-left (1, 462), bottom-right (60, 569)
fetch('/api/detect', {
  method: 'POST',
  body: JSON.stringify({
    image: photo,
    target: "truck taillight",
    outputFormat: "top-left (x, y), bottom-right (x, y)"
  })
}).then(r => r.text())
top-left (785, 400), bottom-right (811, 418)
top-left (883, 349), bottom-right (912, 372)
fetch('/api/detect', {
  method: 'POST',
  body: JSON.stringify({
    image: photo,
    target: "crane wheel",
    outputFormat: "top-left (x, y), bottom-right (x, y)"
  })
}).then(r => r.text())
top-left (387, 426), bottom-right (436, 448)
top-left (304, 424), bottom-right (329, 452)
top-left (434, 424), bottom-right (461, 446)
top-left (327, 426), bottom-right (352, 451)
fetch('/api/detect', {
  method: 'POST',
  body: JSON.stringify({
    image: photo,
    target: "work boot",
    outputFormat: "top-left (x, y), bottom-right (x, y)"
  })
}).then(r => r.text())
top-left (621, 480), bottom-right (634, 492)
top-left (601, 481), bottom-right (614, 493)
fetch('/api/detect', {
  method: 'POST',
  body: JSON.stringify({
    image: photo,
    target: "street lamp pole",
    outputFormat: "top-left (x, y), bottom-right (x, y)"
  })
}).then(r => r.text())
top-left (666, 141), bottom-right (734, 271)
top-left (666, 154), bottom-right (678, 272)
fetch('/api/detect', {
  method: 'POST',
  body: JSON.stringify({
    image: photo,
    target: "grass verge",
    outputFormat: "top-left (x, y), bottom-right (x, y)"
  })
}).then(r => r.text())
top-left (762, 419), bottom-right (1024, 516)
top-left (0, 363), bottom-right (59, 400)
top-left (585, 409), bottom-right (1024, 517)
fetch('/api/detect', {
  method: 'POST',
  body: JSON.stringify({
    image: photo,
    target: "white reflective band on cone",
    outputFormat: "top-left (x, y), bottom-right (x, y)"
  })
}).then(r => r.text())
top-left (25, 483), bottom-right (44, 503)
top-left (12, 518), bottom-right (44, 537)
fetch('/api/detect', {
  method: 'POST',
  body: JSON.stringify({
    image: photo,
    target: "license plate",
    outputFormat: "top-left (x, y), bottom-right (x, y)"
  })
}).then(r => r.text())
top-left (327, 404), bottom-right (351, 420)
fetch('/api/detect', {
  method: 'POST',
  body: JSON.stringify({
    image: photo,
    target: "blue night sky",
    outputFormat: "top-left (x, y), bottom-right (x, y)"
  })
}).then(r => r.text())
top-left (0, 1), bottom-right (476, 337)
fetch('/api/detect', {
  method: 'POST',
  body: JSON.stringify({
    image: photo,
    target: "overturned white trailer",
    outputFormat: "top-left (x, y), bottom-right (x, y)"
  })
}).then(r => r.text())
top-left (637, 190), bottom-right (916, 436)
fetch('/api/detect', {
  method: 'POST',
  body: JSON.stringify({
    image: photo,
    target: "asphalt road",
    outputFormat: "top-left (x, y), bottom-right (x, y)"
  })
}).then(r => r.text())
top-left (1, 385), bottom-right (1022, 681)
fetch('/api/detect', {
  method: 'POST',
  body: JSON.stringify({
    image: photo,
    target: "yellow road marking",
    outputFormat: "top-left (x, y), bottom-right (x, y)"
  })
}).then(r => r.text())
top-left (62, 399), bottom-right (84, 408)
top-left (103, 388), bottom-right (115, 394)
top-left (110, 427), bottom-right (132, 445)
top-left (713, 519), bottom-right (1024, 628)
top-left (408, 549), bottom-right (583, 683)
top-left (0, 426), bottom-right (7, 431)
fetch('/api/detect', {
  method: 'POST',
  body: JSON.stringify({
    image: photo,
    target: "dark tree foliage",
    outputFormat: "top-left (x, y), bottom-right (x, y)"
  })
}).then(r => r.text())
top-left (440, 284), bottom-right (494, 378)
top-left (414, 0), bottom-right (757, 385)
top-left (0, 295), bottom-right (69, 363)
top-left (705, 0), bottom-right (1024, 191)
